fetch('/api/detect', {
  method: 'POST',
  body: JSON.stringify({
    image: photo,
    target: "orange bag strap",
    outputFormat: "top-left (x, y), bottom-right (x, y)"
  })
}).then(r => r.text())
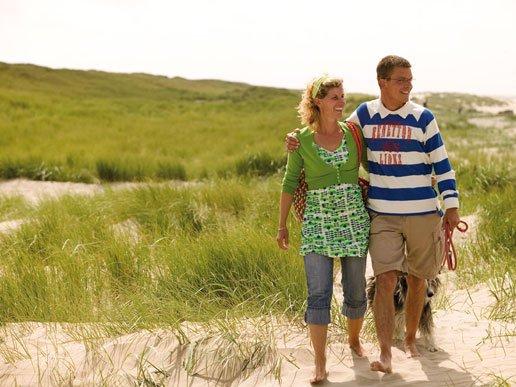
top-left (346, 121), bottom-right (363, 164)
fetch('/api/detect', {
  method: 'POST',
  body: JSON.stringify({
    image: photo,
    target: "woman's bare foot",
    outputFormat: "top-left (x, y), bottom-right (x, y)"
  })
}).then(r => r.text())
top-left (370, 354), bottom-right (392, 373)
top-left (404, 340), bottom-right (421, 357)
top-left (348, 339), bottom-right (366, 357)
top-left (310, 356), bottom-right (328, 384)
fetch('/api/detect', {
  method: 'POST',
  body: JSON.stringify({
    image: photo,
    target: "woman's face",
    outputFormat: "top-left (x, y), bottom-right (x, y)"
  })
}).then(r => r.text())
top-left (316, 86), bottom-right (345, 120)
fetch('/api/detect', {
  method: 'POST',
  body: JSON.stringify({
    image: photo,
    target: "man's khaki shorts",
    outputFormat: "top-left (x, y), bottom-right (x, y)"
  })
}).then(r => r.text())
top-left (368, 212), bottom-right (444, 279)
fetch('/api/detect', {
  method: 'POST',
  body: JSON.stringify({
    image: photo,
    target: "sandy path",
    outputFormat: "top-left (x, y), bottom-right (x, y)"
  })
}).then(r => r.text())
top-left (472, 97), bottom-right (516, 115)
top-left (0, 283), bottom-right (513, 386)
top-left (0, 212), bottom-right (513, 386)
top-left (0, 178), bottom-right (199, 205)
top-left (468, 97), bottom-right (516, 140)
top-left (0, 179), bottom-right (198, 235)
top-left (469, 115), bottom-right (516, 141)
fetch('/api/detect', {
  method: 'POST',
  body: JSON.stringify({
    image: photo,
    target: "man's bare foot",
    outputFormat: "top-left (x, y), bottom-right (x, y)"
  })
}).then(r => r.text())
top-left (310, 370), bottom-right (328, 384)
top-left (370, 354), bottom-right (392, 373)
top-left (404, 340), bottom-right (421, 357)
top-left (310, 357), bottom-right (328, 384)
top-left (349, 339), bottom-right (366, 357)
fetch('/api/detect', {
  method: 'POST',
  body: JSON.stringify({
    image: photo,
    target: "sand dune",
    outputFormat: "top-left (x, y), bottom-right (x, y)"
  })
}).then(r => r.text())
top-left (0, 266), bottom-right (513, 386)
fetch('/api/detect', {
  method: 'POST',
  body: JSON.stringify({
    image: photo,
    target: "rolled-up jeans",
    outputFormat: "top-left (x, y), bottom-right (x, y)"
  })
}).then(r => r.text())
top-left (303, 252), bottom-right (367, 325)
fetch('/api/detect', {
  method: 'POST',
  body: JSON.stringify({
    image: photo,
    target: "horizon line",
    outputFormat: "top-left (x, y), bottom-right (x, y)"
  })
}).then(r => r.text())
top-left (2, 60), bottom-right (515, 100)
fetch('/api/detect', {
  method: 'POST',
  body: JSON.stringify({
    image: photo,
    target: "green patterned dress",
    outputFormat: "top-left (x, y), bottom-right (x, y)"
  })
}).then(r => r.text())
top-left (300, 136), bottom-right (370, 258)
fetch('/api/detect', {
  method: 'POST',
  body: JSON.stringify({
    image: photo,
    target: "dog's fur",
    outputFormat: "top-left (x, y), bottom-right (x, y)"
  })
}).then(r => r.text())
top-left (366, 275), bottom-right (441, 352)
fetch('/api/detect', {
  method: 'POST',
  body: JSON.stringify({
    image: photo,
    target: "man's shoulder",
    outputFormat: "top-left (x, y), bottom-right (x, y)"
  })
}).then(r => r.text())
top-left (358, 98), bottom-right (381, 114)
top-left (347, 99), bottom-right (379, 123)
top-left (408, 100), bottom-right (435, 120)
top-left (360, 98), bottom-right (380, 108)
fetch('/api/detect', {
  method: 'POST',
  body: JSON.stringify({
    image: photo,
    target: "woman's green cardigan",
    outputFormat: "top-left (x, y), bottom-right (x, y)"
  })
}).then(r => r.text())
top-left (282, 122), bottom-right (367, 195)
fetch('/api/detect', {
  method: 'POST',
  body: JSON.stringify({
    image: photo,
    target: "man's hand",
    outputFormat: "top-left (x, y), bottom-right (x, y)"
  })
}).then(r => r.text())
top-left (276, 228), bottom-right (289, 250)
top-left (443, 208), bottom-right (460, 230)
top-left (285, 129), bottom-right (301, 153)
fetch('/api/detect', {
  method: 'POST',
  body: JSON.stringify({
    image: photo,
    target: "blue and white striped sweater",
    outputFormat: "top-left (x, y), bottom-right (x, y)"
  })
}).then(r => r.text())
top-left (347, 99), bottom-right (459, 215)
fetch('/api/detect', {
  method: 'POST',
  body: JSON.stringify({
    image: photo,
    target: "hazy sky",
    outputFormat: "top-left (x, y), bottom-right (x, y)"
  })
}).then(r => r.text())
top-left (1, 0), bottom-right (515, 96)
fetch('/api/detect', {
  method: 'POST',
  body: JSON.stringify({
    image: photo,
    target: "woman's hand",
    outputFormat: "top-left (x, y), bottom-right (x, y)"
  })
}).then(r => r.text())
top-left (276, 227), bottom-right (289, 250)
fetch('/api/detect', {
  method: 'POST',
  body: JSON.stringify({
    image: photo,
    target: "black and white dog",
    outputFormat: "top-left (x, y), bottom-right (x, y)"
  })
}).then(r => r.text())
top-left (366, 275), bottom-right (441, 352)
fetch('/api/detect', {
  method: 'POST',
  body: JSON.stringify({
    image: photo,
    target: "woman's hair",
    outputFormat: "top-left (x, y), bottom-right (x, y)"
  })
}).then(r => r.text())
top-left (297, 76), bottom-right (343, 132)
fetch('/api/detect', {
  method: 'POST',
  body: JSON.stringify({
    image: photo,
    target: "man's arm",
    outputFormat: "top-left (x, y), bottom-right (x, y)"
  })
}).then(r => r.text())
top-left (423, 116), bottom-right (461, 228)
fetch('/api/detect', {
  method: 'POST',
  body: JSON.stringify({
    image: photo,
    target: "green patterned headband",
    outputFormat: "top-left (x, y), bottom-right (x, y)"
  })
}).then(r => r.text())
top-left (311, 75), bottom-right (329, 99)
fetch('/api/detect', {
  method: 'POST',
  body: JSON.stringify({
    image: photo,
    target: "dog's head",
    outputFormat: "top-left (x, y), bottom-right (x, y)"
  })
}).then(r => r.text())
top-left (395, 275), bottom-right (441, 305)
top-left (425, 277), bottom-right (441, 301)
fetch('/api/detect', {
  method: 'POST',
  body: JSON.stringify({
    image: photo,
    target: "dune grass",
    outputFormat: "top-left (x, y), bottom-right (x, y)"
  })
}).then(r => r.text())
top-left (0, 62), bottom-right (372, 182)
top-left (0, 179), bottom-right (307, 327)
top-left (0, 195), bottom-right (31, 221)
top-left (457, 185), bottom-right (515, 321)
top-left (447, 118), bottom-right (515, 321)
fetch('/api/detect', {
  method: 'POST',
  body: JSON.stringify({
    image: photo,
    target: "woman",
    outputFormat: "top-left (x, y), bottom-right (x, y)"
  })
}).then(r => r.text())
top-left (276, 76), bottom-right (370, 384)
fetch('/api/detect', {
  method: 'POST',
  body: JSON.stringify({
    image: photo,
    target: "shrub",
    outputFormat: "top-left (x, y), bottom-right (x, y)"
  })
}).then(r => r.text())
top-left (156, 162), bottom-right (187, 181)
top-left (96, 159), bottom-right (146, 182)
top-left (235, 153), bottom-right (285, 177)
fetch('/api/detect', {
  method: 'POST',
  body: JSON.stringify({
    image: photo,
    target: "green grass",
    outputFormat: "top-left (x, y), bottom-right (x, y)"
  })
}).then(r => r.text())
top-left (235, 152), bottom-right (286, 177)
top-left (0, 179), bottom-right (306, 326)
top-left (0, 195), bottom-right (31, 221)
top-left (457, 185), bottom-right (515, 321)
top-left (439, 111), bottom-right (515, 322)
top-left (0, 62), bottom-right (371, 181)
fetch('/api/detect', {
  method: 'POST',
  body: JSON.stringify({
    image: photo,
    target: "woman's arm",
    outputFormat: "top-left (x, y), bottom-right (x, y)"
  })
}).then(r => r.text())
top-left (281, 148), bottom-right (303, 195)
top-left (276, 192), bottom-right (293, 249)
top-left (278, 149), bottom-right (303, 250)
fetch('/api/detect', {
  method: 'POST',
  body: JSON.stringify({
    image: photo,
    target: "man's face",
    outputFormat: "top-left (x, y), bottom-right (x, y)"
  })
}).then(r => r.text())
top-left (379, 67), bottom-right (413, 109)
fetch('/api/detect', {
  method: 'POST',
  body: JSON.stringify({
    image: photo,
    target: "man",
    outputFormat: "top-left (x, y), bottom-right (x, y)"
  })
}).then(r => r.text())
top-left (286, 55), bottom-right (461, 373)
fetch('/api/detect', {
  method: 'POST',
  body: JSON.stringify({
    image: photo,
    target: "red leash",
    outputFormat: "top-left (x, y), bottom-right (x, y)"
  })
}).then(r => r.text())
top-left (442, 220), bottom-right (468, 270)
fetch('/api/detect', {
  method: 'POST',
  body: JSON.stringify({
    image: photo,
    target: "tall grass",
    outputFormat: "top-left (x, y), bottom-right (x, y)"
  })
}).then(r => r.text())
top-left (457, 185), bottom-right (515, 321)
top-left (0, 158), bottom-right (94, 183)
top-left (235, 152), bottom-right (285, 177)
top-left (0, 195), bottom-right (31, 221)
top-left (0, 179), bottom-right (305, 326)
top-left (0, 62), bottom-right (373, 181)
top-left (446, 116), bottom-right (516, 321)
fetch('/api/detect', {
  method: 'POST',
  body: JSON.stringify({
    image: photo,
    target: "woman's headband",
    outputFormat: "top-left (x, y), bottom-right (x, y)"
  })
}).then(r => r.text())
top-left (310, 75), bottom-right (329, 99)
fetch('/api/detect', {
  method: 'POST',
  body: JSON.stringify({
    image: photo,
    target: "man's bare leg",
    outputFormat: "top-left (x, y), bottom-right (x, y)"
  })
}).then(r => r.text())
top-left (347, 317), bottom-right (365, 357)
top-left (308, 324), bottom-right (328, 384)
top-left (404, 275), bottom-right (426, 357)
top-left (370, 271), bottom-right (397, 373)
